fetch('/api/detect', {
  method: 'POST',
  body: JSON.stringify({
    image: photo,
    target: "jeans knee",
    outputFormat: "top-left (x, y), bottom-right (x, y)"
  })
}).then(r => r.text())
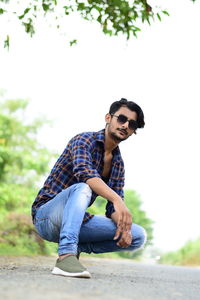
top-left (131, 225), bottom-right (147, 250)
top-left (74, 182), bottom-right (92, 197)
top-left (140, 228), bottom-right (147, 248)
top-left (137, 227), bottom-right (147, 249)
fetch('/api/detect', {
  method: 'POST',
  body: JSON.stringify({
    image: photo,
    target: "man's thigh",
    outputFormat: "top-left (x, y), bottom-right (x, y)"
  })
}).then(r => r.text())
top-left (79, 215), bottom-right (117, 243)
top-left (34, 189), bottom-right (71, 242)
top-left (79, 215), bottom-right (146, 244)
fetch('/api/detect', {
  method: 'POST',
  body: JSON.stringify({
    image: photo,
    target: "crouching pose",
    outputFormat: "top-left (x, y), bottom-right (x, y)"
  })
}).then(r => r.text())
top-left (31, 98), bottom-right (147, 278)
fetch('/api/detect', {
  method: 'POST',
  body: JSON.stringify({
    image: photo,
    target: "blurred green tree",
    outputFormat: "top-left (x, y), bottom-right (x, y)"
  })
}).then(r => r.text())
top-left (0, 93), bottom-right (56, 255)
top-left (0, 95), bottom-right (53, 214)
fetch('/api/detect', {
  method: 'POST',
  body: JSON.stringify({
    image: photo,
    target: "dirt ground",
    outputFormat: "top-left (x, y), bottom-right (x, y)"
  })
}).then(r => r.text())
top-left (0, 256), bottom-right (200, 300)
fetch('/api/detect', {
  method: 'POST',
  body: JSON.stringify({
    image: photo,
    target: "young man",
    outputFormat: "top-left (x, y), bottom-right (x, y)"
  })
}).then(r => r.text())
top-left (32, 98), bottom-right (146, 279)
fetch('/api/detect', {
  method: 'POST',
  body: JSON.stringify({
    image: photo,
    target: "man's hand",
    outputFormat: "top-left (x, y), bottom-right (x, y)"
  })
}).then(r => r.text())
top-left (114, 230), bottom-right (132, 248)
top-left (111, 200), bottom-right (133, 247)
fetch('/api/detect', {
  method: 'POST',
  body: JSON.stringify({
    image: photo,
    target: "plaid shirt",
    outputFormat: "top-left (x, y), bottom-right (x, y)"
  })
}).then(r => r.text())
top-left (32, 129), bottom-right (125, 222)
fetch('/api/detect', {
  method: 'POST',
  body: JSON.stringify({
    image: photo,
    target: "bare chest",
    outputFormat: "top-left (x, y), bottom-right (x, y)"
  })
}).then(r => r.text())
top-left (101, 153), bottom-right (113, 178)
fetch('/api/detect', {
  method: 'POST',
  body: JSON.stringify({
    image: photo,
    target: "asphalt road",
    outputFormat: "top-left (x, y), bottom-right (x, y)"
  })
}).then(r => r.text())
top-left (0, 256), bottom-right (199, 300)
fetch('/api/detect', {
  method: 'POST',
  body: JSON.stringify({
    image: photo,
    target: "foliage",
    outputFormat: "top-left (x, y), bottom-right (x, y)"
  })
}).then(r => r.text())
top-left (0, 0), bottom-right (171, 49)
top-left (0, 97), bottom-right (52, 185)
top-left (87, 189), bottom-right (154, 259)
top-left (0, 95), bottom-right (53, 216)
top-left (159, 238), bottom-right (200, 266)
top-left (0, 94), bottom-right (56, 255)
top-left (0, 212), bottom-right (57, 255)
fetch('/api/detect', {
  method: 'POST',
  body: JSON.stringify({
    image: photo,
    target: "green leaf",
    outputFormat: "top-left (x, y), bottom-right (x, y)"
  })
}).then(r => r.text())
top-left (4, 35), bottom-right (9, 50)
top-left (22, 18), bottom-right (35, 36)
top-left (69, 39), bottom-right (77, 46)
top-left (0, 8), bottom-right (6, 15)
top-left (162, 10), bottom-right (170, 16)
top-left (18, 8), bottom-right (31, 20)
top-left (24, 8), bottom-right (31, 15)
top-left (42, 3), bottom-right (50, 12)
top-left (97, 15), bottom-right (102, 23)
top-left (77, 3), bottom-right (86, 11)
top-left (157, 13), bottom-right (161, 21)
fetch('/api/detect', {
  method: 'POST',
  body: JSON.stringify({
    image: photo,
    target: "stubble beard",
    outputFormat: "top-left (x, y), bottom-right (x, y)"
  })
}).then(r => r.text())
top-left (109, 129), bottom-right (128, 142)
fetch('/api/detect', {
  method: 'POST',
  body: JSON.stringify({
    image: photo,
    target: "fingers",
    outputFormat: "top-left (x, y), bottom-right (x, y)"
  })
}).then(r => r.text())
top-left (117, 209), bottom-right (132, 233)
top-left (124, 212), bottom-right (132, 232)
top-left (113, 227), bottom-right (121, 240)
top-left (113, 201), bottom-right (133, 247)
top-left (117, 231), bottom-right (132, 248)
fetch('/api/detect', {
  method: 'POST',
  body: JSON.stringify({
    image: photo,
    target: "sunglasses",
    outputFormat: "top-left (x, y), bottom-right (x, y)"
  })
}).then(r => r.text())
top-left (111, 114), bottom-right (138, 131)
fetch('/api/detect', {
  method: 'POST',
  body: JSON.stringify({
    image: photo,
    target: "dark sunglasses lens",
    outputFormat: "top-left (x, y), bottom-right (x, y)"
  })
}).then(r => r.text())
top-left (117, 115), bottom-right (128, 124)
top-left (117, 114), bottom-right (138, 131)
top-left (129, 120), bottom-right (138, 130)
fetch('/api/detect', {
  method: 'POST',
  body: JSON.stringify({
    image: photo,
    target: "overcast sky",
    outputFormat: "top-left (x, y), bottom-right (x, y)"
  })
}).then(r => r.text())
top-left (0, 0), bottom-right (200, 252)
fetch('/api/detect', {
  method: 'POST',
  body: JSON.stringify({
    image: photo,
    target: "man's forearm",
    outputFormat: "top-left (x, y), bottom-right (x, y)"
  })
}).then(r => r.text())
top-left (110, 211), bottom-right (119, 224)
top-left (86, 177), bottom-right (122, 204)
top-left (86, 177), bottom-right (132, 236)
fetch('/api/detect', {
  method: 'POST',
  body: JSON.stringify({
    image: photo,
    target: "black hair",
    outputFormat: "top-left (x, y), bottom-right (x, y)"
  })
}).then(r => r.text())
top-left (109, 98), bottom-right (145, 129)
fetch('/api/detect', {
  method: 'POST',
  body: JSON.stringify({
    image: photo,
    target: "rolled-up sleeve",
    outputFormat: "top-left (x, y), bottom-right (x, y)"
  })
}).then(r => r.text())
top-left (105, 188), bottom-right (124, 218)
top-left (105, 201), bottom-right (115, 218)
top-left (70, 135), bottom-right (101, 182)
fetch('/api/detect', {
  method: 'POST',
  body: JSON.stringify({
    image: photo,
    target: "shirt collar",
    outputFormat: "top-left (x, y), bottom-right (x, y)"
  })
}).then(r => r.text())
top-left (96, 129), bottom-right (106, 143)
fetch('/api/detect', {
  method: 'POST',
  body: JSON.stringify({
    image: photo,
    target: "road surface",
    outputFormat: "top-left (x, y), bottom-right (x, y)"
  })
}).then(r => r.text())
top-left (0, 256), bottom-right (199, 300)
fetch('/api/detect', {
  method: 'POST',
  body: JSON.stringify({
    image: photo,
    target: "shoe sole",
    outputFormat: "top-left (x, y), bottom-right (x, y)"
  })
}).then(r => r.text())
top-left (52, 267), bottom-right (91, 278)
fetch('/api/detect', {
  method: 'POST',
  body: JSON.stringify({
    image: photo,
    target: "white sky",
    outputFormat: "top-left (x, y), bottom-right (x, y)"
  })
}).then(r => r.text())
top-left (0, 0), bottom-right (200, 252)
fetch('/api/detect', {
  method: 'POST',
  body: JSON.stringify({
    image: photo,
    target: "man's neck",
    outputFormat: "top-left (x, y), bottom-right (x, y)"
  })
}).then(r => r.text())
top-left (104, 128), bottom-right (120, 153)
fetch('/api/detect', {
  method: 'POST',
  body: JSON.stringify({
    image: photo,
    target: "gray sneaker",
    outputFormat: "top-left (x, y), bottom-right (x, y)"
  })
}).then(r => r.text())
top-left (52, 255), bottom-right (91, 278)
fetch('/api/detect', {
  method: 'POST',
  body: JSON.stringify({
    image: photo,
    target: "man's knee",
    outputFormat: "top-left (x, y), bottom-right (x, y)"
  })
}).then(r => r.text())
top-left (73, 182), bottom-right (92, 197)
top-left (131, 224), bottom-right (147, 249)
top-left (138, 227), bottom-right (147, 248)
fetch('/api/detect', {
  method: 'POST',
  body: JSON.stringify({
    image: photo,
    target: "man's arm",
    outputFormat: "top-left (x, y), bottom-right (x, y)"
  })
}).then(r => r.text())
top-left (86, 177), bottom-right (132, 247)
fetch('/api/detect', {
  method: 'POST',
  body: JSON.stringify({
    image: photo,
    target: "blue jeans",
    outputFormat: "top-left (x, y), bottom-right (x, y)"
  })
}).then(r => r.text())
top-left (34, 183), bottom-right (147, 256)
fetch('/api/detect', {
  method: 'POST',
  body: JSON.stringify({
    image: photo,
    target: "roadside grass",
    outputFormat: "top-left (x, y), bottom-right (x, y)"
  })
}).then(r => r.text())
top-left (159, 238), bottom-right (200, 266)
top-left (0, 212), bottom-right (57, 256)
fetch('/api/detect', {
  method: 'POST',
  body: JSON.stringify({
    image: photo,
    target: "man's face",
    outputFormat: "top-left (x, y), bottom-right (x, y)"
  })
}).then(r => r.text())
top-left (105, 106), bottom-right (138, 142)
